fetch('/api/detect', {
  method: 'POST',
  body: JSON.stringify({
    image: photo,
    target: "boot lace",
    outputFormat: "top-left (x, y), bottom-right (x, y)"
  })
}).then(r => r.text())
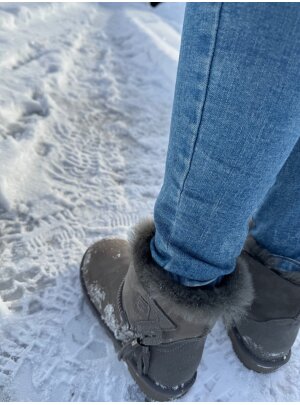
top-left (118, 339), bottom-right (151, 375)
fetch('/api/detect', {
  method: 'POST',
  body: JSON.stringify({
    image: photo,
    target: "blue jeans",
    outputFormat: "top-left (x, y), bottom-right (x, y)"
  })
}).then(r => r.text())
top-left (150, 3), bottom-right (300, 283)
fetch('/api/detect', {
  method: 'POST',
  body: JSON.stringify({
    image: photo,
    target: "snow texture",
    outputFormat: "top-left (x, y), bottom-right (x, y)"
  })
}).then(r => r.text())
top-left (0, 2), bottom-right (299, 401)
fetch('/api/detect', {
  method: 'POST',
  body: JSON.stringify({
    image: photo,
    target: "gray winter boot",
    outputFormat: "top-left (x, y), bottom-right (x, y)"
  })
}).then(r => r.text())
top-left (80, 220), bottom-right (253, 401)
top-left (228, 235), bottom-right (300, 373)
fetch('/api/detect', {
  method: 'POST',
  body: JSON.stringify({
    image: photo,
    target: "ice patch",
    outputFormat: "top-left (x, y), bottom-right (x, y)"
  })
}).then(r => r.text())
top-left (103, 303), bottom-right (133, 342)
top-left (87, 283), bottom-right (133, 341)
top-left (88, 283), bottom-right (106, 309)
top-left (242, 335), bottom-right (287, 359)
top-left (155, 381), bottom-right (185, 392)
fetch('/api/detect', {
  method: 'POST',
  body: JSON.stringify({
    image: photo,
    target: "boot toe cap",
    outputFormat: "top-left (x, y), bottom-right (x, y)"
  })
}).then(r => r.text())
top-left (80, 238), bottom-right (130, 321)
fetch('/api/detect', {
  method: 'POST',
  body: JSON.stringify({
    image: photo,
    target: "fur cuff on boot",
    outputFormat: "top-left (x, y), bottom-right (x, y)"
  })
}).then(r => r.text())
top-left (129, 219), bottom-right (254, 327)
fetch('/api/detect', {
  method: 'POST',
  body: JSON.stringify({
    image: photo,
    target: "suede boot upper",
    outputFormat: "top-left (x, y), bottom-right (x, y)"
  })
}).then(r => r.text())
top-left (229, 236), bottom-right (300, 372)
top-left (81, 219), bottom-right (253, 400)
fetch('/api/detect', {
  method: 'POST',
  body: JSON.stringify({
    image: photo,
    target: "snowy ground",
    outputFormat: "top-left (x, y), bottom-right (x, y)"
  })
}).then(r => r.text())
top-left (0, 2), bottom-right (299, 401)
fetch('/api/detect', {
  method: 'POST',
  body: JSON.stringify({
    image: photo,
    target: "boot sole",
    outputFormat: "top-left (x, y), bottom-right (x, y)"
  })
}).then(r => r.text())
top-left (79, 249), bottom-right (195, 401)
top-left (228, 325), bottom-right (291, 373)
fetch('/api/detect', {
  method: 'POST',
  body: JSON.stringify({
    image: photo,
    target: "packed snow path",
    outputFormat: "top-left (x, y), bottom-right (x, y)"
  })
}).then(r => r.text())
top-left (0, 3), bottom-right (299, 401)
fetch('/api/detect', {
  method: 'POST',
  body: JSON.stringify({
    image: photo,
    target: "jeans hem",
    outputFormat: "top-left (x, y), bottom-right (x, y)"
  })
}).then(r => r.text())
top-left (244, 235), bottom-right (300, 272)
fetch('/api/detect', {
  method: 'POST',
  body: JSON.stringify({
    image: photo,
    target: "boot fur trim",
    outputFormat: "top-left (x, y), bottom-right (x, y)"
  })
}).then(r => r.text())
top-left (130, 219), bottom-right (254, 327)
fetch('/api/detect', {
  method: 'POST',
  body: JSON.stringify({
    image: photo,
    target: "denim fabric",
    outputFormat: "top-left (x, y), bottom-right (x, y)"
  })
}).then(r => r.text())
top-left (166, 271), bottom-right (222, 287)
top-left (250, 138), bottom-right (300, 272)
top-left (150, 3), bottom-right (300, 281)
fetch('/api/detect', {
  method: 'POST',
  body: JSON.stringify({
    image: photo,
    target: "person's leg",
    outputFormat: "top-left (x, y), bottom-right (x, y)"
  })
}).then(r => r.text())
top-left (151, 3), bottom-right (300, 283)
top-left (80, 4), bottom-right (300, 398)
top-left (248, 138), bottom-right (300, 273)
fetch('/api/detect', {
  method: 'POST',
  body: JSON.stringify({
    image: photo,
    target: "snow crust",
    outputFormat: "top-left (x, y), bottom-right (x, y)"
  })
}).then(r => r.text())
top-left (0, 2), bottom-right (299, 401)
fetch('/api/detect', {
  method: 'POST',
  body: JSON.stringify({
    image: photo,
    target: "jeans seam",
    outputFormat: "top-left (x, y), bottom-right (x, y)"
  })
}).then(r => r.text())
top-left (167, 3), bottom-right (224, 253)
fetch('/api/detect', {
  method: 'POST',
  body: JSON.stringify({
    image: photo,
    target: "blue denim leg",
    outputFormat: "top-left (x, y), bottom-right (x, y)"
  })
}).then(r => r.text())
top-left (250, 138), bottom-right (300, 273)
top-left (150, 3), bottom-right (300, 281)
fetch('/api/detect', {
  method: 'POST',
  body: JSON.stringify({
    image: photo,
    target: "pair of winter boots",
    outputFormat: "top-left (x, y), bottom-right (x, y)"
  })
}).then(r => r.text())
top-left (80, 220), bottom-right (300, 401)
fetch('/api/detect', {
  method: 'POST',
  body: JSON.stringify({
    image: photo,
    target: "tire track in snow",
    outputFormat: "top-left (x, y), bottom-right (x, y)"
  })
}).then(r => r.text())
top-left (0, 4), bottom-right (173, 401)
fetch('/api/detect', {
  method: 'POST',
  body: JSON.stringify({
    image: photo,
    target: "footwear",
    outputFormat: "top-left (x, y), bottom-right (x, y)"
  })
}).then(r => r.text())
top-left (80, 219), bottom-right (253, 401)
top-left (228, 236), bottom-right (300, 373)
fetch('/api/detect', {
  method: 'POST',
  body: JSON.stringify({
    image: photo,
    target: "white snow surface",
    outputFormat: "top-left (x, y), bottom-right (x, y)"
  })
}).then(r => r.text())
top-left (0, 2), bottom-right (299, 401)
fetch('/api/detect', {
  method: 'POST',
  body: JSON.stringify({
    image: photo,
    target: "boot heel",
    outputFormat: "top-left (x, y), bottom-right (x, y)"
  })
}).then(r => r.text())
top-left (228, 326), bottom-right (291, 373)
